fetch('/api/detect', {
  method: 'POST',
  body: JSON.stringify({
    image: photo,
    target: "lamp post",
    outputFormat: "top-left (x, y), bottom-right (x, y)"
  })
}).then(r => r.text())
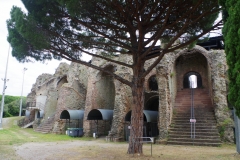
top-left (19, 68), bottom-right (27, 117)
top-left (0, 46), bottom-right (10, 129)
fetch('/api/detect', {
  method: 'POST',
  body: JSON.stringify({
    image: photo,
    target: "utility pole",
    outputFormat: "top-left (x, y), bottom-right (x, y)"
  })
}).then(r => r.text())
top-left (0, 46), bottom-right (10, 129)
top-left (19, 68), bottom-right (27, 116)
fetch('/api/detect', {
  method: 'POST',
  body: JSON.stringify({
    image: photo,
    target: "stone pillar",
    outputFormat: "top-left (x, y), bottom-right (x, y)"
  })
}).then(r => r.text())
top-left (234, 109), bottom-right (240, 153)
top-left (110, 83), bottom-right (132, 139)
top-left (157, 65), bottom-right (169, 139)
top-left (83, 76), bottom-right (95, 136)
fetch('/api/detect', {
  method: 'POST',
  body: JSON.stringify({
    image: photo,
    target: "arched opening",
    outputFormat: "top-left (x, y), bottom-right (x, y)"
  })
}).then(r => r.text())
top-left (148, 75), bottom-right (158, 91)
top-left (57, 76), bottom-right (68, 89)
top-left (124, 110), bottom-right (159, 141)
top-left (145, 96), bottom-right (159, 111)
top-left (60, 110), bottom-right (84, 129)
top-left (95, 65), bottom-right (115, 109)
top-left (189, 75), bottom-right (197, 88)
top-left (87, 109), bottom-right (113, 137)
top-left (183, 72), bottom-right (202, 88)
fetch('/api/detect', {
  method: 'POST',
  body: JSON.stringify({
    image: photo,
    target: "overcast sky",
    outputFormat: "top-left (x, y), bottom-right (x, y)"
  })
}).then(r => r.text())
top-left (0, 0), bottom-right (70, 97)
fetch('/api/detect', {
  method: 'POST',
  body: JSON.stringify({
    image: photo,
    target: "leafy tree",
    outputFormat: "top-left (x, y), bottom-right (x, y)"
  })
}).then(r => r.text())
top-left (219, 0), bottom-right (240, 117)
top-left (0, 95), bottom-right (26, 117)
top-left (0, 95), bottom-right (19, 104)
top-left (7, 0), bottom-right (221, 154)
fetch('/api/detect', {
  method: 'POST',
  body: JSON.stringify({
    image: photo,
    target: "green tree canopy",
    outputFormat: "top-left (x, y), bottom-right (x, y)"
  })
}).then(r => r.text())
top-left (0, 95), bottom-right (26, 117)
top-left (7, 0), bottom-right (221, 154)
top-left (220, 0), bottom-right (240, 117)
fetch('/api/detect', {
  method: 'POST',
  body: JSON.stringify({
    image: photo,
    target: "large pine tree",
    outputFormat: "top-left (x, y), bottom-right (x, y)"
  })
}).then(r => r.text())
top-left (7, 0), bottom-right (221, 154)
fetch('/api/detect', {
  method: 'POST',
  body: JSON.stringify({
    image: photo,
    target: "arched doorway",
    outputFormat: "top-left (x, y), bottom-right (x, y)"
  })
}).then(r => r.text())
top-left (183, 72), bottom-right (202, 88)
top-left (57, 76), bottom-right (68, 89)
top-left (148, 75), bottom-right (158, 91)
top-left (124, 110), bottom-right (159, 141)
top-left (145, 96), bottom-right (159, 111)
top-left (95, 65), bottom-right (115, 109)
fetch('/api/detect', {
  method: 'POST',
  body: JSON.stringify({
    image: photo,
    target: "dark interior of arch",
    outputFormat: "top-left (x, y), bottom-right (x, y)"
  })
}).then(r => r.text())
top-left (183, 72), bottom-right (202, 88)
top-left (125, 111), bottom-right (147, 122)
top-left (145, 97), bottom-right (159, 111)
top-left (149, 75), bottom-right (158, 91)
top-left (60, 110), bottom-right (70, 119)
top-left (87, 109), bottom-right (103, 120)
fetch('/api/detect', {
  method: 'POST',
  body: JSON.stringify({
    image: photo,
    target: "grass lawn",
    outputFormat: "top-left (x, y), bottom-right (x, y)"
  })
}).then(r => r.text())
top-left (0, 117), bottom-right (239, 160)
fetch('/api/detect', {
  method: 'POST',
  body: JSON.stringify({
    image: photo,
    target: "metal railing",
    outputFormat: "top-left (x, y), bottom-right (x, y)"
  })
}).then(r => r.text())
top-left (190, 86), bottom-right (196, 139)
top-left (26, 102), bottom-right (45, 111)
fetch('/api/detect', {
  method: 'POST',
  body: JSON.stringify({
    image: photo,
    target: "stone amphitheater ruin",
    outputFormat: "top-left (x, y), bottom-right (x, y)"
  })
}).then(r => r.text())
top-left (21, 38), bottom-right (235, 146)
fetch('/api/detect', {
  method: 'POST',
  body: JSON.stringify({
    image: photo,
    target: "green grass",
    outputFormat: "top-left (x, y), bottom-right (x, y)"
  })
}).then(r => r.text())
top-left (0, 117), bottom-right (92, 146)
top-left (0, 117), bottom-right (94, 159)
top-left (0, 117), bottom-right (239, 160)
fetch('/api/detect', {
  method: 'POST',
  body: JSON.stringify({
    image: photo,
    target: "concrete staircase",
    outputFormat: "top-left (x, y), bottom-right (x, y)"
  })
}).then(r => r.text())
top-left (22, 121), bottom-right (34, 128)
top-left (34, 117), bottom-right (54, 134)
top-left (167, 88), bottom-right (221, 146)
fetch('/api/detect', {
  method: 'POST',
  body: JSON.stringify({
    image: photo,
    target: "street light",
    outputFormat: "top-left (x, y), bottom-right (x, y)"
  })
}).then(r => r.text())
top-left (19, 67), bottom-right (27, 117)
top-left (0, 46), bottom-right (10, 129)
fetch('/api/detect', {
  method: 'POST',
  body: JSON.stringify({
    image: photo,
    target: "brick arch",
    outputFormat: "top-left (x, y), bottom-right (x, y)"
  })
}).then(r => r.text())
top-left (93, 64), bottom-right (116, 110)
top-left (173, 45), bottom-right (212, 68)
top-left (173, 46), bottom-right (210, 90)
top-left (144, 69), bottom-right (157, 91)
top-left (145, 95), bottom-right (159, 111)
top-left (148, 75), bottom-right (158, 91)
top-left (56, 75), bottom-right (68, 89)
top-left (183, 71), bottom-right (202, 88)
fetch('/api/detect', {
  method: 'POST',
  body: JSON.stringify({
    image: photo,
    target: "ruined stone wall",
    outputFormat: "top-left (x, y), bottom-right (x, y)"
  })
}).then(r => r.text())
top-left (208, 50), bottom-right (234, 142)
top-left (52, 62), bottom-right (88, 134)
top-left (26, 46), bottom-right (233, 142)
top-left (156, 54), bottom-right (174, 139)
top-left (109, 54), bottom-right (133, 138)
top-left (175, 52), bottom-right (208, 90)
top-left (83, 55), bottom-right (129, 136)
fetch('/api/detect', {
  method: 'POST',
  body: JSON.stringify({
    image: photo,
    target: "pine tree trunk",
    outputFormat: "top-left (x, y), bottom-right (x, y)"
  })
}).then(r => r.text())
top-left (127, 64), bottom-right (145, 154)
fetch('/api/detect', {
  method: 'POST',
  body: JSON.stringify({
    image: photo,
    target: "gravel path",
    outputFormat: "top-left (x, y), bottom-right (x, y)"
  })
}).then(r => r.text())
top-left (14, 140), bottom-right (129, 160)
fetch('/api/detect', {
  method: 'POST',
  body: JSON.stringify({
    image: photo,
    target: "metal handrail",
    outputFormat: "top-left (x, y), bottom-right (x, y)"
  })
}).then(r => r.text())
top-left (26, 102), bottom-right (45, 111)
top-left (190, 84), bottom-right (196, 139)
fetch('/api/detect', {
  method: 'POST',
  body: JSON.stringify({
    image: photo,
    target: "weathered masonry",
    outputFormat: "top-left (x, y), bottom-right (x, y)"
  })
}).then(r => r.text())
top-left (21, 42), bottom-right (234, 145)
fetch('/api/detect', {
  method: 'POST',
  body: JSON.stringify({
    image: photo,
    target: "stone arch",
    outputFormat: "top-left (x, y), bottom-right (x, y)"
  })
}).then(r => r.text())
top-left (183, 71), bottom-right (202, 88)
top-left (94, 64), bottom-right (116, 110)
top-left (56, 75), bottom-right (68, 89)
top-left (173, 46), bottom-right (212, 66)
top-left (148, 75), bottom-right (158, 91)
top-left (174, 47), bottom-right (210, 90)
top-left (145, 95), bottom-right (159, 111)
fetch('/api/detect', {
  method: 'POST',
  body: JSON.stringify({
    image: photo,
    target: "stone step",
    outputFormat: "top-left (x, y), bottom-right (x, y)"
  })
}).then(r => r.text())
top-left (168, 131), bottom-right (219, 136)
top-left (172, 123), bottom-right (217, 129)
top-left (175, 110), bottom-right (214, 113)
top-left (173, 115), bottom-right (216, 122)
top-left (173, 118), bottom-right (216, 121)
top-left (168, 137), bottom-right (221, 143)
top-left (171, 121), bottom-right (217, 124)
top-left (168, 134), bottom-right (220, 139)
top-left (34, 119), bottom-right (54, 134)
top-left (169, 128), bottom-right (219, 133)
top-left (168, 89), bottom-right (221, 147)
top-left (167, 141), bottom-right (221, 147)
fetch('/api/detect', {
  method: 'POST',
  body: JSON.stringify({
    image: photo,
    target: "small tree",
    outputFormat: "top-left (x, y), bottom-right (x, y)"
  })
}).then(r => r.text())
top-left (7, 0), bottom-right (221, 154)
top-left (220, 0), bottom-right (240, 117)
